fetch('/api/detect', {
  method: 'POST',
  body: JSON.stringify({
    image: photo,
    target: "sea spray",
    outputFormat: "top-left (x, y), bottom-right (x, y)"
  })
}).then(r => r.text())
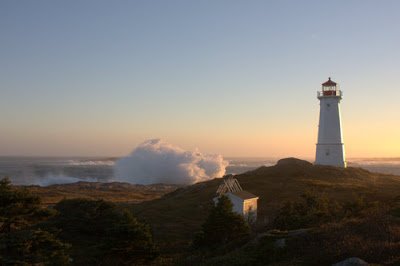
top-left (114, 139), bottom-right (228, 184)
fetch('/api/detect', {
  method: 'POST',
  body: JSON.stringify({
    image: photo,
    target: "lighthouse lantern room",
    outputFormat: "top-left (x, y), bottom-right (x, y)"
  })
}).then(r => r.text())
top-left (315, 77), bottom-right (346, 168)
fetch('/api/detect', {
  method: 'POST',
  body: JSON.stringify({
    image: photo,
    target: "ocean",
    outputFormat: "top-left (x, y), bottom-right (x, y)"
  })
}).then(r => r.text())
top-left (1, 156), bottom-right (400, 186)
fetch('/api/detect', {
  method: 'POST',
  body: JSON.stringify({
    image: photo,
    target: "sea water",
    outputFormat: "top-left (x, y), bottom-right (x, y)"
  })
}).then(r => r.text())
top-left (1, 156), bottom-right (399, 186)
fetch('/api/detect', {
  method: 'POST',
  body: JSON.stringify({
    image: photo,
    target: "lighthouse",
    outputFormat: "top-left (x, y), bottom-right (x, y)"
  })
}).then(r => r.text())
top-left (315, 77), bottom-right (346, 168)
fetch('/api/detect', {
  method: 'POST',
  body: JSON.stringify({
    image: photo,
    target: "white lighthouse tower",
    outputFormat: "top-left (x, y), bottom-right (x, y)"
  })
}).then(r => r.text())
top-left (315, 77), bottom-right (346, 168)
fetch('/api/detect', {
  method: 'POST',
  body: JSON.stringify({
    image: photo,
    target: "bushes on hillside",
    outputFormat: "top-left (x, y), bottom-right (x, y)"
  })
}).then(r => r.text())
top-left (273, 190), bottom-right (376, 230)
top-left (46, 198), bottom-right (158, 265)
top-left (0, 229), bottom-right (70, 265)
top-left (273, 190), bottom-right (341, 230)
top-left (197, 208), bottom-right (400, 266)
top-left (0, 178), bottom-right (158, 265)
top-left (0, 178), bottom-right (54, 232)
top-left (0, 178), bottom-right (70, 265)
top-left (286, 208), bottom-right (400, 265)
top-left (194, 193), bottom-right (399, 266)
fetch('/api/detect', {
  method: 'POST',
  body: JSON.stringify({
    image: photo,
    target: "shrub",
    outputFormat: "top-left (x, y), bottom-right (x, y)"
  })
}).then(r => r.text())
top-left (47, 198), bottom-right (158, 265)
top-left (286, 209), bottom-right (400, 265)
top-left (193, 195), bottom-right (250, 251)
top-left (0, 229), bottom-right (70, 265)
top-left (0, 178), bottom-right (70, 265)
top-left (273, 190), bottom-right (342, 230)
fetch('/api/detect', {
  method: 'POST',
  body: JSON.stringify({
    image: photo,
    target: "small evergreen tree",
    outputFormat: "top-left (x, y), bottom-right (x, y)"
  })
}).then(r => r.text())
top-left (193, 195), bottom-right (250, 250)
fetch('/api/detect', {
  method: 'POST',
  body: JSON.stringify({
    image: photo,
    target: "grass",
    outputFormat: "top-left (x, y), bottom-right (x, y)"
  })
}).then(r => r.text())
top-left (21, 182), bottom-right (179, 206)
top-left (131, 158), bottom-right (400, 263)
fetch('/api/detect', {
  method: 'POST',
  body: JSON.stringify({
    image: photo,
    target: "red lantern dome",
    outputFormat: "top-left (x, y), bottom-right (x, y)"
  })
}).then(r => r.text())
top-left (322, 77), bottom-right (337, 87)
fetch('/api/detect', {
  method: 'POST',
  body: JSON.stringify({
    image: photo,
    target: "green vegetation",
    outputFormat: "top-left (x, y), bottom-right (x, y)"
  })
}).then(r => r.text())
top-left (273, 190), bottom-right (341, 229)
top-left (273, 190), bottom-right (377, 230)
top-left (2, 158), bottom-right (400, 265)
top-left (286, 210), bottom-right (400, 265)
top-left (0, 229), bottom-right (70, 265)
top-left (190, 193), bottom-right (400, 266)
top-left (193, 195), bottom-right (249, 250)
top-left (46, 198), bottom-right (158, 265)
top-left (134, 158), bottom-right (400, 249)
top-left (196, 236), bottom-right (288, 266)
top-left (0, 178), bottom-right (70, 265)
top-left (0, 178), bottom-right (158, 266)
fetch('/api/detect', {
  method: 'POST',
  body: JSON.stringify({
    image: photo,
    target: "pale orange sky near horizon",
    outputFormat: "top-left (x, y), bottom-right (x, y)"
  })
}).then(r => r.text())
top-left (2, 104), bottom-right (400, 158)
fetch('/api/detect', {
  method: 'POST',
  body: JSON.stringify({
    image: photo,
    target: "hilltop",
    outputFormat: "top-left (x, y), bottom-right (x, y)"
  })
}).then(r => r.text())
top-left (132, 158), bottom-right (400, 251)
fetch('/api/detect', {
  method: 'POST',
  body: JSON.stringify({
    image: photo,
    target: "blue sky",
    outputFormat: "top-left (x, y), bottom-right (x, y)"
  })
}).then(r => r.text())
top-left (1, 0), bottom-right (400, 157)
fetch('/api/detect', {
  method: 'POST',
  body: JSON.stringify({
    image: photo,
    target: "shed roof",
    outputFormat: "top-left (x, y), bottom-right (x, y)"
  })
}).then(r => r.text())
top-left (230, 190), bottom-right (258, 200)
top-left (216, 176), bottom-right (242, 196)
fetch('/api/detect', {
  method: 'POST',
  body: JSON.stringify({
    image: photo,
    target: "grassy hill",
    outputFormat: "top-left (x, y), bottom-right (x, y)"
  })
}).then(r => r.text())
top-left (10, 158), bottom-right (400, 265)
top-left (132, 158), bottom-right (400, 255)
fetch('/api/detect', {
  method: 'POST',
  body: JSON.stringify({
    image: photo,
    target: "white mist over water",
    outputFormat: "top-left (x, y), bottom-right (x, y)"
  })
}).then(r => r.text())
top-left (31, 175), bottom-right (98, 186)
top-left (67, 160), bottom-right (115, 166)
top-left (114, 139), bottom-right (228, 185)
top-left (0, 157), bottom-right (112, 186)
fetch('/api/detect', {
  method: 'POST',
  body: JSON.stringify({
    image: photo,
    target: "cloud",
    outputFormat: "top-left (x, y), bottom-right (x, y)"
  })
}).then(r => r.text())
top-left (114, 139), bottom-right (228, 185)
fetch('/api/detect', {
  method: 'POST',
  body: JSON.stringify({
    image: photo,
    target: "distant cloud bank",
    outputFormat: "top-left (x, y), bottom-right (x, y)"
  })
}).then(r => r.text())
top-left (114, 139), bottom-right (228, 185)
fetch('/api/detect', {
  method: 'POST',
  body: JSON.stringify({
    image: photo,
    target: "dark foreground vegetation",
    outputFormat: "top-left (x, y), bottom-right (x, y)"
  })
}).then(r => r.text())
top-left (0, 178), bottom-right (70, 265)
top-left (1, 158), bottom-right (400, 265)
top-left (0, 178), bottom-right (156, 265)
top-left (189, 192), bottom-right (400, 266)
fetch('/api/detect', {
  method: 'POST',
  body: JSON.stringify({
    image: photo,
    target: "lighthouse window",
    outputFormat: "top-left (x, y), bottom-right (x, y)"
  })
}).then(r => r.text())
top-left (327, 103), bottom-right (331, 107)
top-left (326, 149), bottom-right (330, 156)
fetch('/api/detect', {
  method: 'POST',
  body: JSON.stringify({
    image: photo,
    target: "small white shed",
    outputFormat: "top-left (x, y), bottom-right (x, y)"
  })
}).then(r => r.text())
top-left (214, 176), bottom-right (259, 223)
top-left (226, 190), bottom-right (259, 223)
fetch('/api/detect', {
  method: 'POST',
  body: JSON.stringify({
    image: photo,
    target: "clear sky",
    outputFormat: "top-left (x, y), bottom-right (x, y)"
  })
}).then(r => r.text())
top-left (1, 0), bottom-right (400, 158)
